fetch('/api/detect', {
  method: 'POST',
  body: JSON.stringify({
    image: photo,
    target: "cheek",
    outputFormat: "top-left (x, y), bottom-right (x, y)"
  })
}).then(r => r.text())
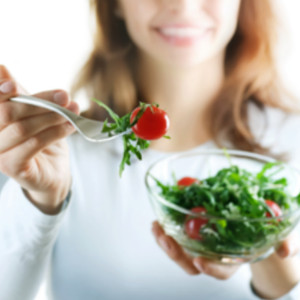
top-left (120, 1), bottom-right (155, 46)
top-left (215, 0), bottom-right (241, 44)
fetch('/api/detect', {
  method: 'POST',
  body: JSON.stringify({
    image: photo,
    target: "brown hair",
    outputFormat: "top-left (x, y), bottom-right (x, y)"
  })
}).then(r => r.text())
top-left (71, 0), bottom-right (295, 154)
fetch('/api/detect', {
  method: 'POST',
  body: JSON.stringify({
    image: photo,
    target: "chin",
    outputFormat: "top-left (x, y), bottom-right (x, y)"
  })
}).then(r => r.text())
top-left (158, 52), bottom-right (217, 69)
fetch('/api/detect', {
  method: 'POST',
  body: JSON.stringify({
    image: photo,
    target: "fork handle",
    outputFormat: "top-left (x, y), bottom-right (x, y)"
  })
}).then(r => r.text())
top-left (10, 94), bottom-right (80, 124)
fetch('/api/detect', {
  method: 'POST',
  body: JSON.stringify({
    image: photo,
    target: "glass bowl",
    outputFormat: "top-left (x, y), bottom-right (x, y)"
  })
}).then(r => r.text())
top-left (145, 149), bottom-right (300, 264)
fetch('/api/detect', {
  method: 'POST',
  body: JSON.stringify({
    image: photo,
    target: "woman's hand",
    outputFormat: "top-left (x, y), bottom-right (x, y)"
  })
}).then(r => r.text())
top-left (0, 65), bottom-right (79, 214)
top-left (152, 221), bottom-right (240, 279)
top-left (251, 233), bottom-right (300, 299)
top-left (152, 220), bottom-right (300, 284)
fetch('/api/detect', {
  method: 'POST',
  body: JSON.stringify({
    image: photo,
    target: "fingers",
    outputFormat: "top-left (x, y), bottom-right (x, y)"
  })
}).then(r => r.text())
top-left (0, 79), bottom-right (18, 101)
top-left (0, 65), bottom-right (21, 101)
top-left (152, 221), bottom-right (200, 275)
top-left (0, 100), bottom-right (48, 130)
top-left (0, 121), bottom-right (75, 177)
top-left (276, 233), bottom-right (300, 258)
top-left (0, 65), bottom-right (78, 116)
top-left (33, 90), bottom-right (70, 107)
top-left (0, 100), bottom-right (79, 171)
top-left (0, 65), bottom-right (14, 80)
top-left (0, 74), bottom-right (80, 178)
top-left (152, 221), bottom-right (240, 280)
top-left (192, 257), bottom-right (240, 280)
top-left (0, 66), bottom-right (78, 205)
top-left (0, 112), bottom-right (70, 153)
top-left (33, 90), bottom-right (79, 115)
top-left (0, 89), bottom-right (79, 129)
top-left (0, 87), bottom-right (79, 153)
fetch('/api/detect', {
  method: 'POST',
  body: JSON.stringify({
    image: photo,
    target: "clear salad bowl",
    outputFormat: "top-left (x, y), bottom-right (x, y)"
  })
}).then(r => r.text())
top-left (145, 149), bottom-right (300, 264)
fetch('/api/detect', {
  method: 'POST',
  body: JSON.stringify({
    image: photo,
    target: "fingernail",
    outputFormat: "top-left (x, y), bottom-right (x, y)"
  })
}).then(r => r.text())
top-left (54, 91), bottom-right (67, 105)
top-left (66, 122), bottom-right (74, 130)
top-left (193, 260), bottom-right (203, 272)
top-left (158, 238), bottom-right (171, 252)
top-left (0, 80), bottom-right (14, 94)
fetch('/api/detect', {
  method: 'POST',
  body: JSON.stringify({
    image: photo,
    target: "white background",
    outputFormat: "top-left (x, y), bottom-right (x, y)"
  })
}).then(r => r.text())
top-left (0, 1), bottom-right (300, 299)
top-left (0, 0), bottom-right (92, 105)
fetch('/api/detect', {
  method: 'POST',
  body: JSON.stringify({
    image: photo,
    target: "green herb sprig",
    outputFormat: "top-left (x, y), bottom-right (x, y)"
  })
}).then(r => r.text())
top-left (92, 99), bottom-right (154, 176)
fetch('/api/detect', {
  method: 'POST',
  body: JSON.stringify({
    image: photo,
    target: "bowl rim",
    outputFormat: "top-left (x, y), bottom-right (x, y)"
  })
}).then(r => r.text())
top-left (145, 149), bottom-right (300, 222)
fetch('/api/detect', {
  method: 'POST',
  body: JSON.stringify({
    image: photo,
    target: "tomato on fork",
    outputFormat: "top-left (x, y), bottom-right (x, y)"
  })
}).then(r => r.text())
top-left (130, 105), bottom-right (169, 140)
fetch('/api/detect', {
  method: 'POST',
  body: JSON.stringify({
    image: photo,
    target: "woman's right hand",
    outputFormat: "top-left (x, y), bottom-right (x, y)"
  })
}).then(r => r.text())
top-left (0, 65), bottom-right (79, 215)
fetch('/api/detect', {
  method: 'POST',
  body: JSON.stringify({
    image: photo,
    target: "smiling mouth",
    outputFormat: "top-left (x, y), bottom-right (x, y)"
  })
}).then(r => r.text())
top-left (154, 26), bottom-right (212, 47)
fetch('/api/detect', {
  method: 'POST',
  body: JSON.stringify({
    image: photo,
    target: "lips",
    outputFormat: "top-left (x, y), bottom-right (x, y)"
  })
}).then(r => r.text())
top-left (158, 27), bottom-right (208, 38)
top-left (154, 24), bottom-right (212, 47)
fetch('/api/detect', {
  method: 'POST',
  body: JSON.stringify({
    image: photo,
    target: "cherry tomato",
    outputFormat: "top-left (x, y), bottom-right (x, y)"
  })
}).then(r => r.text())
top-left (265, 199), bottom-right (282, 218)
top-left (177, 176), bottom-right (199, 187)
top-left (190, 207), bottom-right (207, 215)
top-left (184, 207), bottom-right (208, 240)
top-left (130, 105), bottom-right (170, 140)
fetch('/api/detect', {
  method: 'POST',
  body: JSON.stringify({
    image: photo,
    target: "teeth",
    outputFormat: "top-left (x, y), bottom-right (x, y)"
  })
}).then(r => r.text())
top-left (159, 27), bottom-right (205, 38)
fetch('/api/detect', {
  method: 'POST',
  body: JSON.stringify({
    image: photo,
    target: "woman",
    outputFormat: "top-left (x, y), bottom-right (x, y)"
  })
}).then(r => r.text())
top-left (0, 0), bottom-right (300, 299)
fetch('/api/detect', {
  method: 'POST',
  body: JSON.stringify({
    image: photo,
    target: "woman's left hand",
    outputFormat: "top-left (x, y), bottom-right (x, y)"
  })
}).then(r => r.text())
top-left (152, 221), bottom-right (300, 280)
top-left (151, 221), bottom-right (240, 279)
top-left (274, 232), bottom-right (300, 259)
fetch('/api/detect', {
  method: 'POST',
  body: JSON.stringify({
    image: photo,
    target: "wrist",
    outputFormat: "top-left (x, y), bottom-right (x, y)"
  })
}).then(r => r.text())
top-left (250, 252), bottom-right (300, 299)
top-left (23, 187), bottom-right (70, 215)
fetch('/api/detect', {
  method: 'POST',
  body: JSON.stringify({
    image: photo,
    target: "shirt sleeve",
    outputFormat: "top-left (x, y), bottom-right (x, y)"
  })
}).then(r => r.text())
top-left (250, 280), bottom-right (300, 300)
top-left (0, 178), bottom-right (71, 300)
top-left (247, 106), bottom-right (300, 299)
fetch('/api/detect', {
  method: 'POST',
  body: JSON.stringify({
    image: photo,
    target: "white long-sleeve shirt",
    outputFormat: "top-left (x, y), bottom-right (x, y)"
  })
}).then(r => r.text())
top-left (1, 105), bottom-right (300, 300)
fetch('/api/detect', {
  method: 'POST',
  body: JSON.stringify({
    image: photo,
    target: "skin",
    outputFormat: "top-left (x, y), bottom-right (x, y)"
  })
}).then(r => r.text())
top-left (0, 65), bottom-right (79, 215)
top-left (117, 0), bottom-right (241, 151)
top-left (117, 0), bottom-right (300, 298)
top-left (118, 0), bottom-right (241, 67)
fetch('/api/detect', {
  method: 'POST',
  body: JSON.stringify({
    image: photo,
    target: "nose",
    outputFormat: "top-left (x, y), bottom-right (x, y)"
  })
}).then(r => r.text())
top-left (163, 0), bottom-right (200, 14)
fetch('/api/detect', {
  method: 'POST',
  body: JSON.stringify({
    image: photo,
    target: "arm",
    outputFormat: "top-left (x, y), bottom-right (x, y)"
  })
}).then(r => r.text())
top-left (250, 239), bottom-right (300, 299)
top-left (0, 179), bottom-right (71, 300)
top-left (0, 65), bottom-right (79, 299)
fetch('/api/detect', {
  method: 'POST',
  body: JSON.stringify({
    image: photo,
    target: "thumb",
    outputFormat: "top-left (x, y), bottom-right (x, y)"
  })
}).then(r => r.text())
top-left (276, 233), bottom-right (300, 258)
top-left (0, 65), bottom-right (28, 95)
top-left (0, 65), bottom-right (14, 80)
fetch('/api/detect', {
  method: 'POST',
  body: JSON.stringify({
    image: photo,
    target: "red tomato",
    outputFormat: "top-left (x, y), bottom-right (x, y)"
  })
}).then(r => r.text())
top-left (265, 200), bottom-right (282, 218)
top-left (177, 177), bottom-right (199, 187)
top-left (130, 105), bottom-right (170, 140)
top-left (184, 207), bottom-right (208, 240)
top-left (190, 207), bottom-right (207, 215)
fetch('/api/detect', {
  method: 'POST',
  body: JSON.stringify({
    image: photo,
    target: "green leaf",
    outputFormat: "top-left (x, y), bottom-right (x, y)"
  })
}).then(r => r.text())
top-left (92, 98), bottom-right (160, 176)
top-left (256, 162), bottom-right (282, 179)
top-left (129, 104), bottom-right (148, 127)
top-left (91, 98), bottom-right (120, 123)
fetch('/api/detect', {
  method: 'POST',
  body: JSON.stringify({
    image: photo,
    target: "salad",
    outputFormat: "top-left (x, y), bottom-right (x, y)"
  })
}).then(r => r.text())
top-left (153, 162), bottom-right (300, 255)
top-left (92, 99), bottom-right (170, 175)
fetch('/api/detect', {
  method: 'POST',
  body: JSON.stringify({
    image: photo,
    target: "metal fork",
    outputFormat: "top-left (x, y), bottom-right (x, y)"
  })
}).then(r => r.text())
top-left (10, 95), bottom-right (130, 142)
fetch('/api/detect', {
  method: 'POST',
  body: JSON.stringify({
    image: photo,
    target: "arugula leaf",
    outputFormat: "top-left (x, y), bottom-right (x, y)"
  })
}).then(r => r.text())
top-left (91, 99), bottom-right (153, 176)
top-left (92, 98), bottom-right (120, 124)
